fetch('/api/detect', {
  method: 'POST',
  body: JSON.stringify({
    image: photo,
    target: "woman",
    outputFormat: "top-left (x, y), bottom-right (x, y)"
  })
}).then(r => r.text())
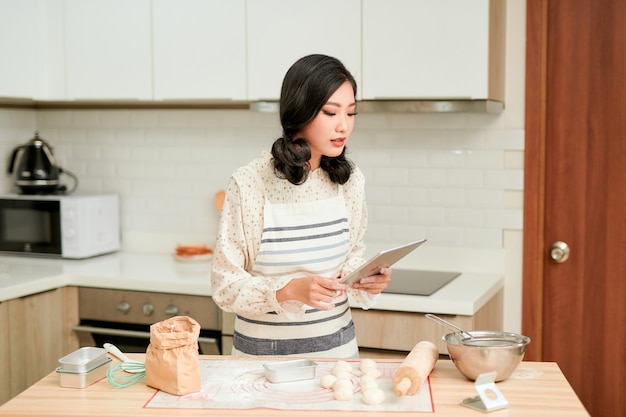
top-left (211, 54), bottom-right (391, 358)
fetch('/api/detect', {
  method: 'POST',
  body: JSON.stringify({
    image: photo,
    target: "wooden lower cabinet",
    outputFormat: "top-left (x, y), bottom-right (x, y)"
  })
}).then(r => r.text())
top-left (0, 287), bottom-right (80, 406)
top-left (221, 289), bottom-right (504, 357)
top-left (0, 300), bottom-right (10, 405)
top-left (221, 314), bottom-right (235, 356)
top-left (352, 289), bottom-right (504, 355)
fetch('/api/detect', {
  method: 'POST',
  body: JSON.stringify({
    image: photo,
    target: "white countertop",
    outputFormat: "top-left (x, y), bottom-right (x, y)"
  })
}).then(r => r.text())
top-left (0, 252), bottom-right (503, 316)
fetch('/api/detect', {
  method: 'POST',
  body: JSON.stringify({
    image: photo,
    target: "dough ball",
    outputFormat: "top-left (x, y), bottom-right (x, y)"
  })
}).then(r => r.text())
top-left (334, 370), bottom-right (352, 380)
top-left (334, 387), bottom-right (353, 401)
top-left (360, 358), bottom-right (377, 371)
top-left (320, 374), bottom-right (337, 389)
top-left (361, 367), bottom-right (382, 379)
top-left (360, 378), bottom-right (378, 391)
top-left (360, 375), bottom-right (378, 391)
top-left (361, 388), bottom-right (385, 405)
top-left (333, 378), bottom-right (353, 392)
top-left (332, 360), bottom-right (352, 375)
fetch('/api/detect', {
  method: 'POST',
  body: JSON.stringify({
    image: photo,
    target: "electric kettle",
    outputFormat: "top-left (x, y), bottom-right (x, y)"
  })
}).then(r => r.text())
top-left (7, 131), bottom-right (78, 194)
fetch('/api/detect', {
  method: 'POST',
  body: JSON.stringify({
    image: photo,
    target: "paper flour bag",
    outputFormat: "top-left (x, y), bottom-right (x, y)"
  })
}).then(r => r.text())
top-left (145, 316), bottom-right (201, 395)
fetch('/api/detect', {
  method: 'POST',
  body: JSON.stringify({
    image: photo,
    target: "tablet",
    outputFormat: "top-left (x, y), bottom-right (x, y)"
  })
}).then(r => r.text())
top-left (340, 239), bottom-right (427, 285)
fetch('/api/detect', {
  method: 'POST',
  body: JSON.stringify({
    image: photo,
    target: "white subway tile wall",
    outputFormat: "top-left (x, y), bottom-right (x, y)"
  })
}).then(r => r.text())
top-left (0, 108), bottom-right (523, 254)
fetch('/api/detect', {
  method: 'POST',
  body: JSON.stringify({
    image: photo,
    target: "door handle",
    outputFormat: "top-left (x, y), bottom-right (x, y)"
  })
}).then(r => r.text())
top-left (550, 241), bottom-right (570, 263)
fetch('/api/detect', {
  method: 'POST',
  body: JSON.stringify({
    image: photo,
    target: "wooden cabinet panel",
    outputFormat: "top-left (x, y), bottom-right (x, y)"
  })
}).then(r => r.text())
top-left (0, 300), bottom-right (10, 405)
top-left (352, 289), bottom-right (503, 354)
top-left (221, 312), bottom-right (235, 355)
top-left (1, 287), bottom-right (79, 405)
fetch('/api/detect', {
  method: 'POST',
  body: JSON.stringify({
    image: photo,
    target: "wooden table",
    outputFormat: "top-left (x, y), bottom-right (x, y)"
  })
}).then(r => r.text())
top-left (0, 356), bottom-right (589, 416)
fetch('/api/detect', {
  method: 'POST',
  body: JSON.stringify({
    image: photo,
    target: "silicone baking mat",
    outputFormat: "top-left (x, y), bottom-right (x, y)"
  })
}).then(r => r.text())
top-left (144, 359), bottom-right (434, 412)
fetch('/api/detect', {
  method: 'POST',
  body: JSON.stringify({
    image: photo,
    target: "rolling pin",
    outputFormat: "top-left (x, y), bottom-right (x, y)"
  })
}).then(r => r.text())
top-left (393, 340), bottom-right (438, 396)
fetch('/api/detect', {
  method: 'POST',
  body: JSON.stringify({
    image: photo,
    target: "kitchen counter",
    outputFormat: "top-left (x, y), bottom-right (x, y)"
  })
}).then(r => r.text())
top-left (0, 252), bottom-right (502, 315)
top-left (0, 356), bottom-right (589, 416)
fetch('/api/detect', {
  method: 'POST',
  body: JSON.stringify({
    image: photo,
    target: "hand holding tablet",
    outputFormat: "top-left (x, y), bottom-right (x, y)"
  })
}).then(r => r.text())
top-left (340, 239), bottom-right (427, 286)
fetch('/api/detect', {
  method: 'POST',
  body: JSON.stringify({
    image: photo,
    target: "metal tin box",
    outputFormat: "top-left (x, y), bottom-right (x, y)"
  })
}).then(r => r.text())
top-left (58, 347), bottom-right (109, 373)
top-left (263, 359), bottom-right (316, 383)
top-left (56, 357), bottom-right (112, 388)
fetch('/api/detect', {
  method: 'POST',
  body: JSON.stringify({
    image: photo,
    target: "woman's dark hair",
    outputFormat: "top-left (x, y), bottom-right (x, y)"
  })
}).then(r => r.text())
top-left (271, 54), bottom-right (357, 185)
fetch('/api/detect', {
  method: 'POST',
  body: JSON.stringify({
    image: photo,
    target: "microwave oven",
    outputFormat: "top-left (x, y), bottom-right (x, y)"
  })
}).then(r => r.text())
top-left (0, 194), bottom-right (120, 259)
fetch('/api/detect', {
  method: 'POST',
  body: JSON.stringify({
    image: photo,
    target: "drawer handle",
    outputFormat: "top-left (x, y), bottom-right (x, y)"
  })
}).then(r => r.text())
top-left (74, 325), bottom-right (150, 339)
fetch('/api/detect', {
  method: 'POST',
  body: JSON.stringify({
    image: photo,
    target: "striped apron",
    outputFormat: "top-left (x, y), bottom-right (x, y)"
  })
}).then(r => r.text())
top-left (232, 178), bottom-right (358, 358)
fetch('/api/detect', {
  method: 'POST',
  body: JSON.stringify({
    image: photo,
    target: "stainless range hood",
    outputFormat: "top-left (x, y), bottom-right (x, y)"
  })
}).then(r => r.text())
top-left (356, 99), bottom-right (503, 114)
top-left (250, 99), bottom-right (504, 114)
top-left (0, 98), bottom-right (502, 113)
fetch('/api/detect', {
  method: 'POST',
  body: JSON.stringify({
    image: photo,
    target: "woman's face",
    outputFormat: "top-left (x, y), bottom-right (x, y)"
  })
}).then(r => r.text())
top-left (298, 81), bottom-right (356, 170)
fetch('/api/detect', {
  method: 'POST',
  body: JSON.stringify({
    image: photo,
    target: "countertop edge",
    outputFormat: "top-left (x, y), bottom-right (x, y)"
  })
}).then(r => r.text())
top-left (0, 253), bottom-right (503, 316)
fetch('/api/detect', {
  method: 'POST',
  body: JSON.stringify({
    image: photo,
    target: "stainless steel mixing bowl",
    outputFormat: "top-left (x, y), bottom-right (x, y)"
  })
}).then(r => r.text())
top-left (443, 330), bottom-right (531, 382)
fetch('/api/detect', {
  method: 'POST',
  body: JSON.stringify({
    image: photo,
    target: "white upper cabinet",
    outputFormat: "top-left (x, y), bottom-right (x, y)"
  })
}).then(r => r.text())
top-left (64, 0), bottom-right (152, 100)
top-left (1, 1), bottom-right (504, 106)
top-left (0, 0), bottom-right (65, 101)
top-left (35, 0), bottom-right (66, 100)
top-left (362, 0), bottom-right (504, 101)
top-left (0, 0), bottom-right (37, 98)
top-left (246, 0), bottom-right (362, 101)
top-left (152, 0), bottom-right (246, 100)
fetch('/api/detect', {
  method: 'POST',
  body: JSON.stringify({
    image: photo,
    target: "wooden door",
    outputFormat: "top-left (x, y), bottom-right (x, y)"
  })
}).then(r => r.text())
top-left (523, 0), bottom-right (626, 416)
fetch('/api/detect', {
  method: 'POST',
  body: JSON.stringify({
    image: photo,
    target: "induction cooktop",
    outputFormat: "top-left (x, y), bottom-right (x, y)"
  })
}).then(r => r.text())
top-left (383, 269), bottom-right (460, 296)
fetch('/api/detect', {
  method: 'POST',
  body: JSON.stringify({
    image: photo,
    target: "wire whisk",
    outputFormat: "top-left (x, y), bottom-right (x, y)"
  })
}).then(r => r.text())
top-left (106, 361), bottom-right (146, 388)
top-left (103, 342), bottom-right (146, 388)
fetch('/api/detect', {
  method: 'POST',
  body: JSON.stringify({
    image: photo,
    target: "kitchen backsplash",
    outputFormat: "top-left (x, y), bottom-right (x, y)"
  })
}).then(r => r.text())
top-left (0, 107), bottom-right (523, 254)
top-left (0, 106), bottom-right (524, 333)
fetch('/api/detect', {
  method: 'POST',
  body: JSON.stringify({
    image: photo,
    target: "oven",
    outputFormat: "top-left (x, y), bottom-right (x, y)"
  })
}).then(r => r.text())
top-left (73, 287), bottom-right (221, 354)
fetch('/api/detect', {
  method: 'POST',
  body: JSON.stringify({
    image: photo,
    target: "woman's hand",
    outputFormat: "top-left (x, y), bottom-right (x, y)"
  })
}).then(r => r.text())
top-left (351, 267), bottom-right (392, 294)
top-left (276, 276), bottom-right (348, 310)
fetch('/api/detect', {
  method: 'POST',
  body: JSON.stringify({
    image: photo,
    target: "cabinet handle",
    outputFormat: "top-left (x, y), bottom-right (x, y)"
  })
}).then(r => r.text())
top-left (73, 325), bottom-right (150, 339)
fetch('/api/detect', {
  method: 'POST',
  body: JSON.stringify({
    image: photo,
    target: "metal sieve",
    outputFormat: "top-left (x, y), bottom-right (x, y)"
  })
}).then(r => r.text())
top-left (425, 313), bottom-right (526, 348)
